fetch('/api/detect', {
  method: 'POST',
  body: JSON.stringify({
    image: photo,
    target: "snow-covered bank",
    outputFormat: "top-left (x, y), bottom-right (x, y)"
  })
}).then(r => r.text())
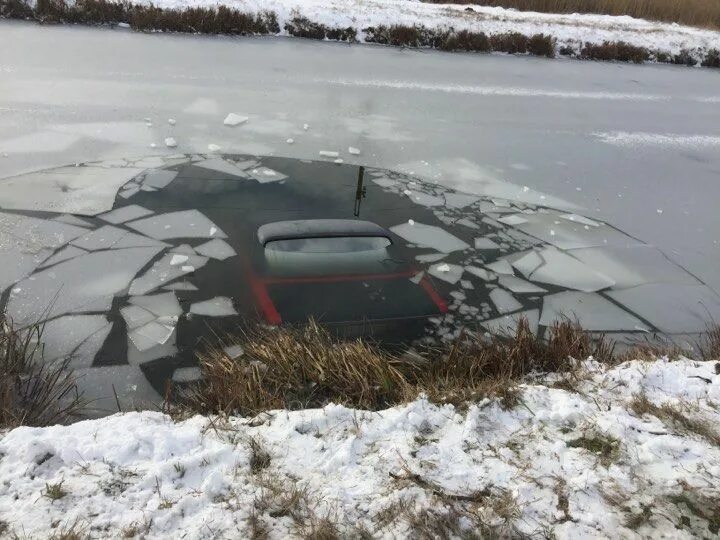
top-left (10, 0), bottom-right (720, 65)
top-left (2, 358), bottom-right (720, 538)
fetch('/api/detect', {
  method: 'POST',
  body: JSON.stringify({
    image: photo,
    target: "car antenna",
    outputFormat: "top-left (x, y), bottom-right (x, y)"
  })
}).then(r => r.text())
top-left (354, 165), bottom-right (366, 217)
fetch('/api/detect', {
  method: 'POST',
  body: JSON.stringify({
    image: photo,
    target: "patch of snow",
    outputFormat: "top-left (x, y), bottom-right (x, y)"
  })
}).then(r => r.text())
top-left (223, 113), bottom-right (248, 127)
top-left (164, 137), bottom-right (177, 148)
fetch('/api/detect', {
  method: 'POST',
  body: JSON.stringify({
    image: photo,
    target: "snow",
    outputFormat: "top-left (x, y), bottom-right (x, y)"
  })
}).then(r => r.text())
top-left (223, 113), bottom-right (248, 126)
top-left (164, 137), bottom-right (177, 148)
top-left (3, 358), bottom-right (719, 538)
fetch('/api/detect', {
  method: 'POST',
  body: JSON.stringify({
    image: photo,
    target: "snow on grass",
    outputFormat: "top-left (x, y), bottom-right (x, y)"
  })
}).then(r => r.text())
top-left (1, 358), bottom-right (720, 537)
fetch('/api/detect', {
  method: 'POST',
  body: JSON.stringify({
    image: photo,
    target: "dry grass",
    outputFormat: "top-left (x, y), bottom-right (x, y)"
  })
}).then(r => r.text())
top-left (179, 317), bottom-right (614, 416)
top-left (284, 16), bottom-right (357, 42)
top-left (1, 317), bottom-right (85, 429)
top-left (420, 0), bottom-right (720, 30)
top-left (630, 393), bottom-right (720, 447)
top-left (566, 432), bottom-right (621, 466)
top-left (581, 40), bottom-right (650, 63)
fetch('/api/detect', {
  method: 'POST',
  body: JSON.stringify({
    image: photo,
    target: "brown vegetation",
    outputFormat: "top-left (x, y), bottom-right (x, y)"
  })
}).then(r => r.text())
top-left (421, 0), bottom-right (720, 30)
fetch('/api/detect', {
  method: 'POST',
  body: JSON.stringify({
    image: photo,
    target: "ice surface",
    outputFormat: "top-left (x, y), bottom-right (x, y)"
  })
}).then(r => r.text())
top-left (489, 288), bottom-right (523, 314)
top-left (456, 218), bottom-right (479, 230)
top-left (162, 281), bottom-right (198, 291)
top-left (119, 186), bottom-right (140, 199)
top-left (99, 204), bottom-right (152, 224)
top-left (194, 158), bottom-right (249, 178)
top-left (128, 253), bottom-right (208, 295)
top-left (194, 239), bottom-right (236, 260)
top-left (71, 225), bottom-right (128, 250)
top-left (415, 253), bottom-right (446, 263)
top-left (371, 177), bottom-right (400, 188)
top-left (73, 365), bottom-right (162, 415)
top-left (540, 291), bottom-right (648, 331)
top-left (390, 222), bottom-right (469, 253)
top-left (169, 244), bottom-right (196, 255)
top-left (443, 192), bottom-right (479, 208)
top-left (474, 237), bottom-right (500, 249)
top-left (129, 292), bottom-right (182, 318)
top-left (529, 247), bottom-right (615, 292)
top-left (207, 144), bottom-right (221, 152)
top-left (6, 247), bottom-right (163, 325)
top-left (120, 304), bottom-right (156, 330)
top-left (53, 214), bottom-right (93, 227)
top-left (319, 151), bottom-right (339, 158)
top-left (568, 245), bottom-right (699, 289)
top-left (460, 279), bottom-right (474, 289)
top-left (172, 367), bottom-right (202, 383)
top-left (465, 266), bottom-right (495, 281)
top-left (141, 169), bottom-right (178, 190)
top-left (406, 190), bottom-right (444, 207)
top-left (0, 166), bottom-right (144, 215)
top-left (559, 213), bottom-right (601, 227)
top-left (126, 332), bottom-right (177, 366)
top-left (164, 138), bottom-right (177, 148)
top-left (170, 254), bottom-right (188, 266)
top-left (485, 260), bottom-right (514, 275)
top-left (482, 309), bottom-right (540, 336)
top-left (510, 250), bottom-right (544, 278)
top-left (247, 167), bottom-right (288, 183)
top-left (127, 210), bottom-right (227, 240)
top-left (129, 321), bottom-right (175, 351)
top-left (515, 212), bottom-right (637, 250)
top-left (190, 297), bottom-right (237, 317)
top-left (607, 283), bottom-right (720, 333)
top-left (37, 314), bottom-right (112, 367)
top-left (224, 344), bottom-right (244, 359)
top-left (223, 113), bottom-right (248, 126)
top-left (428, 263), bottom-right (464, 284)
top-left (348, 147), bottom-right (361, 155)
top-left (40, 245), bottom-right (87, 268)
top-left (497, 214), bottom-right (528, 226)
top-left (498, 275), bottom-right (547, 293)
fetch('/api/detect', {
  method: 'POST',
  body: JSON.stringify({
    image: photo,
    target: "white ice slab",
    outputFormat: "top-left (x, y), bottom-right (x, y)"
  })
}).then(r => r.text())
top-left (474, 237), bottom-right (500, 250)
top-left (129, 292), bottom-right (182, 318)
top-left (607, 283), bottom-right (720, 333)
top-left (127, 210), bottom-right (227, 240)
top-left (36, 314), bottom-right (112, 368)
top-left (390, 222), bottom-right (469, 253)
top-left (223, 113), bottom-right (248, 126)
top-left (99, 204), bottom-right (153, 224)
top-left (126, 332), bottom-right (177, 366)
top-left (169, 244), bottom-right (196, 255)
top-left (40, 245), bottom-right (88, 268)
top-left (415, 253), bottom-right (446, 263)
top-left (194, 239), bottom-right (236, 260)
top-left (120, 304), bottom-right (156, 330)
top-left (128, 253), bottom-right (208, 295)
top-left (482, 309), bottom-right (540, 336)
top-left (443, 192), bottom-right (479, 208)
top-left (162, 281), bottom-right (198, 291)
top-left (498, 275), bottom-right (547, 294)
top-left (172, 367), bottom-right (202, 383)
top-left (129, 321), bottom-right (176, 351)
top-left (141, 169), bottom-right (178, 190)
top-left (190, 296), bottom-right (237, 317)
top-left (224, 344), bottom-right (244, 359)
top-left (540, 291), bottom-right (648, 331)
top-left (0, 166), bottom-right (144, 215)
top-left (510, 250), bottom-right (544, 278)
top-left (559, 213), bottom-right (601, 227)
top-left (428, 263), bottom-right (464, 284)
top-left (247, 167), bottom-right (288, 184)
top-left (515, 212), bottom-right (637, 250)
top-left (53, 214), bottom-right (93, 228)
top-left (529, 247), bottom-right (615, 292)
top-left (194, 158), bottom-right (250, 178)
top-left (486, 260), bottom-right (514, 275)
top-left (497, 214), bottom-right (528, 226)
top-left (70, 225), bottom-right (127, 251)
top-left (6, 246), bottom-right (163, 325)
top-left (465, 266), bottom-right (495, 281)
top-left (72, 365), bottom-right (162, 416)
top-left (406, 190), bottom-right (444, 207)
top-left (489, 288), bottom-right (523, 314)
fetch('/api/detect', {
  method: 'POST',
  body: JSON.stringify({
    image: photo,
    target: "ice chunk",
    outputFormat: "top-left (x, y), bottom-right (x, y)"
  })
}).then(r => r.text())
top-left (73, 365), bottom-right (162, 416)
top-left (170, 254), bottom-right (189, 266)
top-left (247, 167), bottom-right (288, 183)
top-left (53, 214), bottom-right (93, 227)
top-left (35, 314), bottom-right (112, 367)
top-left (70, 225), bottom-right (126, 250)
top-left (390, 222), bottom-right (469, 253)
top-left (168, 118), bottom-right (176, 125)
top-left (169, 244), bottom-right (196, 255)
top-left (195, 239), bottom-right (236, 260)
top-left (119, 186), bottom-right (140, 199)
top-left (559, 213), bottom-right (601, 227)
top-left (0, 166), bottom-right (144, 215)
top-left (127, 332), bottom-right (177, 366)
top-left (127, 210), bottom-right (227, 240)
top-left (120, 304), bottom-right (156, 330)
top-left (129, 292), bottom-right (182, 317)
top-left (348, 147), bottom-right (361, 155)
top-left (443, 192), bottom-right (479, 208)
top-left (208, 144), bottom-right (221, 152)
top-left (406, 190), bottom-right (444, 207)
top-left (40, 245), bottom-right (87, 268)
top-left (515, 212), bottom-right (636, 250)
top-left (129, 321), bottom-right (175, 351)
top-left (194, 157), bottom-right (250, 178)
top-left (371, 177), bottom-right (400, 188)
top-left (510, 250), bottom-right (544, 278)
top-left (474, 237), bottom-right (500, 250)
top-left (529, 247), bottom-right (615, 292)
top-left (223, 113), bottom-right (248, 126)
top-left (428, 263), bottom-right (464, 284)
top-left (457, 218), bottom-right (479, 230)
top-left (460, 279), bottom-right (474, 289)
top-left (498, 275), bottom-right (547, 294)
top-left (540, 291), bottom-right (648, 331)
top-left (489, 288), bottom-right (523, 314)
top-left (163, 281), bottom-right (198, 291)
top-left (164, 137), bottom-right (177, 148)
top-left (482, 309), bottom-right (539, 336)
top-left (465, 266), bottom-right (495, 281)
top-left (6, 247), bottom-right (162, 325)
top-left (486, 260), bottom-right (514, 275)
top-left (567, 245), bottom-right (699, 289)
top-left (286, 138), bottom-right (294, 144)
top-left (99, 204), bottom-right (152, 224)
top-left (128, 253), bottom-right (208, 295)
top-left (607, 283), bottom-right (720, 333)
top-left (319, 151), bottom-right (340, 158)
top-left (497, 214), bottom-right (528, 226)
top-left (224, 344), bottom-right (244, 359)
top-left (141, 169), bottom-right (178, 189)
top-left (190, 296), bottom-right (237, 317)
top-left (415, 253), bottom-right (446, 263)
top-left (172, 367), bottom-right (202, 383)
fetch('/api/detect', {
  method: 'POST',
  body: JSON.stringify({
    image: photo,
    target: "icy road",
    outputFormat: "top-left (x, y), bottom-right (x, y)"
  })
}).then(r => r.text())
top-left (1, 20), bottom-right (719, 296)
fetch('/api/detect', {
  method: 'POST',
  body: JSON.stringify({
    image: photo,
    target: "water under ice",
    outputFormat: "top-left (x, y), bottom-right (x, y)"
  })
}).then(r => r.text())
top-left (390, 222), bottom-right (469, 253)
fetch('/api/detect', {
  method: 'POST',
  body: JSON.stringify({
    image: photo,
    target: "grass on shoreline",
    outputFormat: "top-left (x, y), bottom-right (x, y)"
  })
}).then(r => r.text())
top-left (423, 0), bottom-right (720, 30)
top-left (1, 0), bottom-right (719, 68)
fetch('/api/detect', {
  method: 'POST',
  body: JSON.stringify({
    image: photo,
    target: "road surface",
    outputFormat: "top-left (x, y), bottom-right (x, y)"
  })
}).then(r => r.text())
top-left (2, 21), bottom-right (719, 292)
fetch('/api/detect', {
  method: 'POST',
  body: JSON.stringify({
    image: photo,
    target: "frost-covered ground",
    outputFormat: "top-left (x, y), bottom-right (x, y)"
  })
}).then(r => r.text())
top-left (2, 358), bottom-right (720, 538)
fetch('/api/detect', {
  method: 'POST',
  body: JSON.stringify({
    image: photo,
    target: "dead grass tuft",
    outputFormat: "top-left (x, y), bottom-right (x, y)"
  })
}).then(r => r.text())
top-left (284, 16), bottom-right (356, 42)
top-left (701, 324), bottom-right (720, 360)
top-left (630, 393), bottom-right (720, 446)
top-left (567, 432), bottom-right (620, 466)
top-left (669, 480), bottom-right (720, 535)
top-left (47, 520), bottom-right (89, 540)
top-left (0, 317), bottom-right (85, 429)
top-left (248, 436), bottom-right (272, 474)
top-left (581, 41), bottom-right (650, 63)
